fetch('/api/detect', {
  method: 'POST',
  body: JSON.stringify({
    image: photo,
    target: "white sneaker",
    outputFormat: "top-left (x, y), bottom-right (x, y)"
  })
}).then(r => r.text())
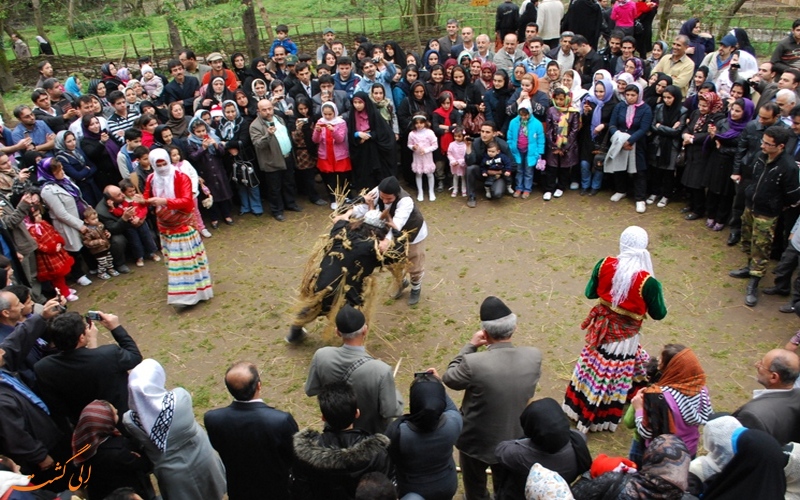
top-left (570, 182), bottom-right (580, 190)
top-left (610, 192), bottom-right (627, 202)
top-left (554, 189), bottom-right (564, 198)
top-left (636, 201), bottom-right (646, 213)
top-left (77, 275), bottom-right (92, 286)
top-left (485, 187), bottom-right (492, 199)
top-left (200, 229), bottom-right (212, 238)
top-left (66, 293), bottom-right (79, 302)
top-left (506, 184), bottom-right (514, 195)
top-left (646, 194), bottom-right (657, 205)
top-left (543, 192), bottom-right (552, 201)
top-left (69, 288), bottom-right (77, 295)
top-left (417, 193), bottom-right (424, 201)
top-left (657, 197), bottom-right (669, 208)
top-left (429, 192), bottom-right (436, 201)
top-left (330, 202), bottom-right (338, 210)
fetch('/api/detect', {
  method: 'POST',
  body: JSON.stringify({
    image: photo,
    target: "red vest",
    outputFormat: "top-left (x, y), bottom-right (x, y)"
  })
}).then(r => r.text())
top-left (595, 256), bottom-right (650, 319)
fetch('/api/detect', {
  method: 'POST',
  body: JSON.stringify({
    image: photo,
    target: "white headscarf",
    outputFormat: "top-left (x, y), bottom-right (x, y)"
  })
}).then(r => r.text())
top-left (611, 226), bottom-right (654, 307)
top-left (128, 358), bottom-right (175, 453)
top-left (149, 148), bottom-right (175, 200)
top-left (689, 416), bottom-right (743, 481)
top-left (564, 70), bottom-right (588, 103)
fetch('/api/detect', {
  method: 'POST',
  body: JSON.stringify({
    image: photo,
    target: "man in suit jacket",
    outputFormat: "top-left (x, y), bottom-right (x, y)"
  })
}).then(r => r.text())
top-left (34, 311), bottom-right (142, 428)
top-left (204, 362), bottom-right (298, 500)
top-left (289, 62), bottom-right (320, 102)
top-left (733, 349), bottom-right (800, 444)
top-left (571, 35), bottom-right (605, 90)
top-left (442, 296), bottom-right (543, 500)
top-left (304, 305), bottom-right (403, 435)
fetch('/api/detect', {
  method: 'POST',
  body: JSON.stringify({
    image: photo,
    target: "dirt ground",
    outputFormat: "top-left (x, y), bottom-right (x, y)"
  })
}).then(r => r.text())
top-left (80, 183), bottom-right (799, 490)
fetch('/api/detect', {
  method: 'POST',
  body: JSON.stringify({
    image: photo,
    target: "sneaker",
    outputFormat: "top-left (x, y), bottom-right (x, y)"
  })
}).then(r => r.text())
top-left (136, 258), bottom-right (145, 267)
top-left (522, 191), bottom-right (530, 199)
top-left (705, 218), bottom-right (716, 228)
top-left (467, 196), bottom-right (477, 208)
top-left (451, 190), bottom-right (457, 198)
top-left (790, 329), bottom-right (800, 346)
top-left (543, 192), bottom-right (552, 201)
top-left (200, 228), bottom-right (212, 238)
top-left (151, 253), bottom-right (162, 262)
top-left (485, 187), bottom-right (492, 199)
top-left (116, 265), bottom-right (131, 274)
top-left (77, 275), bottom-right (92, 286)
top-left (107, 268), bottom-right (120, 277)
top-left (330, 202), bottom-right (338, 210)
top-left (513, 190), bottom-right (521, 198)
top-left (646, 194), bottom-right (657, 205)
top-left (553, 189), bottom-right (564, 198)
top-left (97, 272), bottom-right (111, 280)
top-left (461, 191), bottom-right (467, 197)
top-left (69, 288), bottom-right (77, 295)
top-left (712, 223), bottom-right (725, 231)
top-left (506, 184), bottom-right (514, 195)
top-left (436, 180), bottom-right (444, 193)
top-left (610, 192), bottom-right (627, 202)
top-left (570, 182), bottom-right (580, 190)
top-left (657, 197), bottom-right (668, 208)
top-left (417, 192), bottom-right (424, 202)
top-left (636, 201), bottom-right (646, 213)
top-left (66, 293), bottom-right (79, 302)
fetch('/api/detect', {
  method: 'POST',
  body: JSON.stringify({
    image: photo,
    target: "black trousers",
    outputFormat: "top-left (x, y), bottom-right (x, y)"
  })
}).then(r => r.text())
top-left (264, 156), bottom-right (298, 215)
top-left (772, 243), bottom-right (800, 299)
top-left (729, 178), bottom-right (752, 230)
top-left (614, 171), bottom-right (647, 201)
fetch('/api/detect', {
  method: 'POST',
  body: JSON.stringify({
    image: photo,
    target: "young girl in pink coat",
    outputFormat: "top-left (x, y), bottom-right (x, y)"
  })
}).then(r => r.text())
top-left (407, 113), bottom-right (439, 202)
top-left (312, 102), bottom-right (352, 209)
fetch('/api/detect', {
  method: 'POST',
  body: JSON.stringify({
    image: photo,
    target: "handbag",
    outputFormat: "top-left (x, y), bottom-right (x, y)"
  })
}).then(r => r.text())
top-left (231, 159), bottom-right (260, 188)
top-left (462, 111), bottom-right (485, 136)
top-left (675, 146), bottom-right (686, 168)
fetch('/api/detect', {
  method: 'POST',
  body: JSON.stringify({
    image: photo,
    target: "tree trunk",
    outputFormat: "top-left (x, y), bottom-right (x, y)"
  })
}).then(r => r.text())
top-left (241, 0), bottom-right (260, 60)
top-left (133, 0), bottom-right (146, 17)
top-left (166, 17), bottom-right (183, 55)
top-left (67, 0), bottom-right (76, 33)
top-left (0, 40), bottom-right (16, 93)
top-left (0, 94), bottom-right (8, 123)
top-left (257, 0), bottom-right (274, 40)
top-left (31, 0), bottom-right (47, 38)
top-left (716, 0), bottom-right (748, 43)
top-left (182, 0), bottom-right (192, 10)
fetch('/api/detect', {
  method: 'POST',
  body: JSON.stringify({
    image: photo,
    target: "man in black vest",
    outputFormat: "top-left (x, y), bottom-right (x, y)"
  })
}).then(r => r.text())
top-left (355, 176), bottom-right (428, 306)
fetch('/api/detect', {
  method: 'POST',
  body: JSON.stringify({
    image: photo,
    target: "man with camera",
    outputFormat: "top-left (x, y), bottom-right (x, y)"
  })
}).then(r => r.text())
top-left (0, 170), bottom-right (41, 293)
top-left (34, 310), bottom-right (143, 427)
top-left (354, 57), bottom-right (397, 106)
top-left (312, 74), bottom-right (351, 117)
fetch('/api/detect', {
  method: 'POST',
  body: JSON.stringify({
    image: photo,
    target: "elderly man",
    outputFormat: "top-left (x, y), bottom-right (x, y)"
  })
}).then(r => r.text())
top-left (777, 88), bottom-right (798, 126)
top-left (733, 349), bottom-right (800, 444)
top-left (494, 34), bottom-right (527, 74)
top-left (474, 34), bottom-right (494, 62)
top-left (651, 35), bottom-right (695, 96)
top-left (304, 305), bottom-right (403, 434)
top-left (443, 296), bottom-right (542, 500)
top-left (204, 362), bottom-right (298, 500)
top-left (547, 31), bottom-right (575, 71)
top-left (250, 99), bottom-right (301, 222)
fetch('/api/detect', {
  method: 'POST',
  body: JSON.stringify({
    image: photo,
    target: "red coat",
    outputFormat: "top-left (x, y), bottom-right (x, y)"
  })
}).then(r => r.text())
top-left (27, 220), bottom-right (74, 282)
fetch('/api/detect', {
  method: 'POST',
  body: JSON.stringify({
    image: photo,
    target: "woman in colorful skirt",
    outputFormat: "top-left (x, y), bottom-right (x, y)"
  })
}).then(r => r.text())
top-left (563, 226), bottom-right (666, 433)
top-left (139, 148), bottom-right (213, 308)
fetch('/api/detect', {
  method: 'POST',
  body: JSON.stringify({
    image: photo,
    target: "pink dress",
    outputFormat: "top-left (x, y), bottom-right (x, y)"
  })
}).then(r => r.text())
top-left (407, 128), bottom-right (438, 175)
top-left (447, 141), bottom-right (467, 176)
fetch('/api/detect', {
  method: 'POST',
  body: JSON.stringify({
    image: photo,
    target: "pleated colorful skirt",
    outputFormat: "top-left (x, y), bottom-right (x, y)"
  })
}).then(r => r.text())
top-left (161, 228), bottom-right (213, 305)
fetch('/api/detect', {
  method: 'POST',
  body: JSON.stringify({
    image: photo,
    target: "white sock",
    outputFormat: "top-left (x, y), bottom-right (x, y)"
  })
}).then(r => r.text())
top-left (416, 174), bottom-right (424, 197)
top-left (427, 174), bottom-right (435, 200)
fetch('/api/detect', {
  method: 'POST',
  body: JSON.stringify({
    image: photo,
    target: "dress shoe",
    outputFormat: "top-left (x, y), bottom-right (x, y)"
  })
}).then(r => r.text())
top-left (116, 265), bottom-right (131, 274)
top-left (680, 206), bottom-right (692, 214)
top-left (436, 181), bottom-right (444, 193)
top-left (589, 189), bottom-right (599, 196)
top-left (729, 266), bottom-right (751, 279)
top-left (224, 218), bottom-right (234, 225)
top-left (745, 277), bottom-right (760, 307)
top-left (286, 205), bottom-right (303, 212)
top-left (727, 231), bottom-right (741, 246)
top-left (780, 303), bottom-right (797, 314)
top-left (684, 213), bottom-right (701, 221)
top-left (467, 196), bottom-right (476, 208)
top-left (211, 221), bottom-right (219, 229)
top-left (274, 214), bottom-right (286, 222)
top-left (763, 286), bottom-right (790, 296)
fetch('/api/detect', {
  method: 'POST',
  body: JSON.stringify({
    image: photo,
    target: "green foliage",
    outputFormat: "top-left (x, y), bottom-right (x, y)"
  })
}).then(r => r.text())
top-left (117, 16), bottom-right (152, 30)
top-left (70, 20), bottom-right (115, 39)
top-left (172, 2), bottom-right (245, 54)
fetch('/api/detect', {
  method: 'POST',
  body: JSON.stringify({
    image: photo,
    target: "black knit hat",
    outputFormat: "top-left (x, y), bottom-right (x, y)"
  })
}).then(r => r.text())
top-left (480, 296), bottom-right (512, 321)
top-left (378, 176), bottom-right (401, 196)
top-left (336, 305), bottom-right (365, 335)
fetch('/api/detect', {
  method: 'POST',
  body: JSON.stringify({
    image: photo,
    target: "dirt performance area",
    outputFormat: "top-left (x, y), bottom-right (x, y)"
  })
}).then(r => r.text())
top-left (83, 188), bottom-right (797, 457)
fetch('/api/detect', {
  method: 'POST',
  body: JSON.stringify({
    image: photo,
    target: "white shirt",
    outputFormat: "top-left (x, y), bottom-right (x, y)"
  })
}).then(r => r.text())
top-left (354, 187), bottom-right (428, 244)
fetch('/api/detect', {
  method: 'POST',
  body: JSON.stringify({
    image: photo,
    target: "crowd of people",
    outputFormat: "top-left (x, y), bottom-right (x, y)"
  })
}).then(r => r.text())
top-left (2, 1), bottom-right (800, 499)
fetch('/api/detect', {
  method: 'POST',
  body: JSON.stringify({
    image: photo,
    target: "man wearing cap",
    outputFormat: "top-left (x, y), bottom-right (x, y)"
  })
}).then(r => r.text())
top-left (287, 209), bottom-right (401, 343)
top-left (353, 176), bottom-right (428, 306)
top-left (442, 296), bottom-right (543, 500)
top-left (201, 52), bottom-right (239, 92)
top-left (303, 305), bottom-right (403, 434)
top-left (701, 33), bottom-right (756, 87)
top-left (317, 28), bottom-right (348, 66)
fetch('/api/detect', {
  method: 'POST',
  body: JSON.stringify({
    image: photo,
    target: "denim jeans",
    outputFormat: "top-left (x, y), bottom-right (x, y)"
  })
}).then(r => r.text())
top-left (515, 156), bottom-right (533, 193)
top-left (581, 160), bottom-right (603, 190)
top-left (238, 184), bottom-right (263, 214)
top-left (125, 224), bottom-right (158, 260)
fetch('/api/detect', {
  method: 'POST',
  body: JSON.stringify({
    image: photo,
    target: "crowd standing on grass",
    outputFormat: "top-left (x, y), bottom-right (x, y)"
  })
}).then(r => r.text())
top-left (2, 4), bottom-right (800, 499)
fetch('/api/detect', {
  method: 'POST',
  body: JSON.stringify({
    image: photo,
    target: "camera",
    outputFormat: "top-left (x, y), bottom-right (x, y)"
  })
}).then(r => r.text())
top-left (86, 311), bottom-right (102, 321)
top-left (373, 58), bottom-right (380, 64)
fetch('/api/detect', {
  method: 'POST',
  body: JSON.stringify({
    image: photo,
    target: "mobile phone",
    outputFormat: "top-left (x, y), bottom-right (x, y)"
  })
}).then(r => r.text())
top-left (86, 311), bottom-right (102, 321)
top-left (414, 371), bottom-right (432, 378)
